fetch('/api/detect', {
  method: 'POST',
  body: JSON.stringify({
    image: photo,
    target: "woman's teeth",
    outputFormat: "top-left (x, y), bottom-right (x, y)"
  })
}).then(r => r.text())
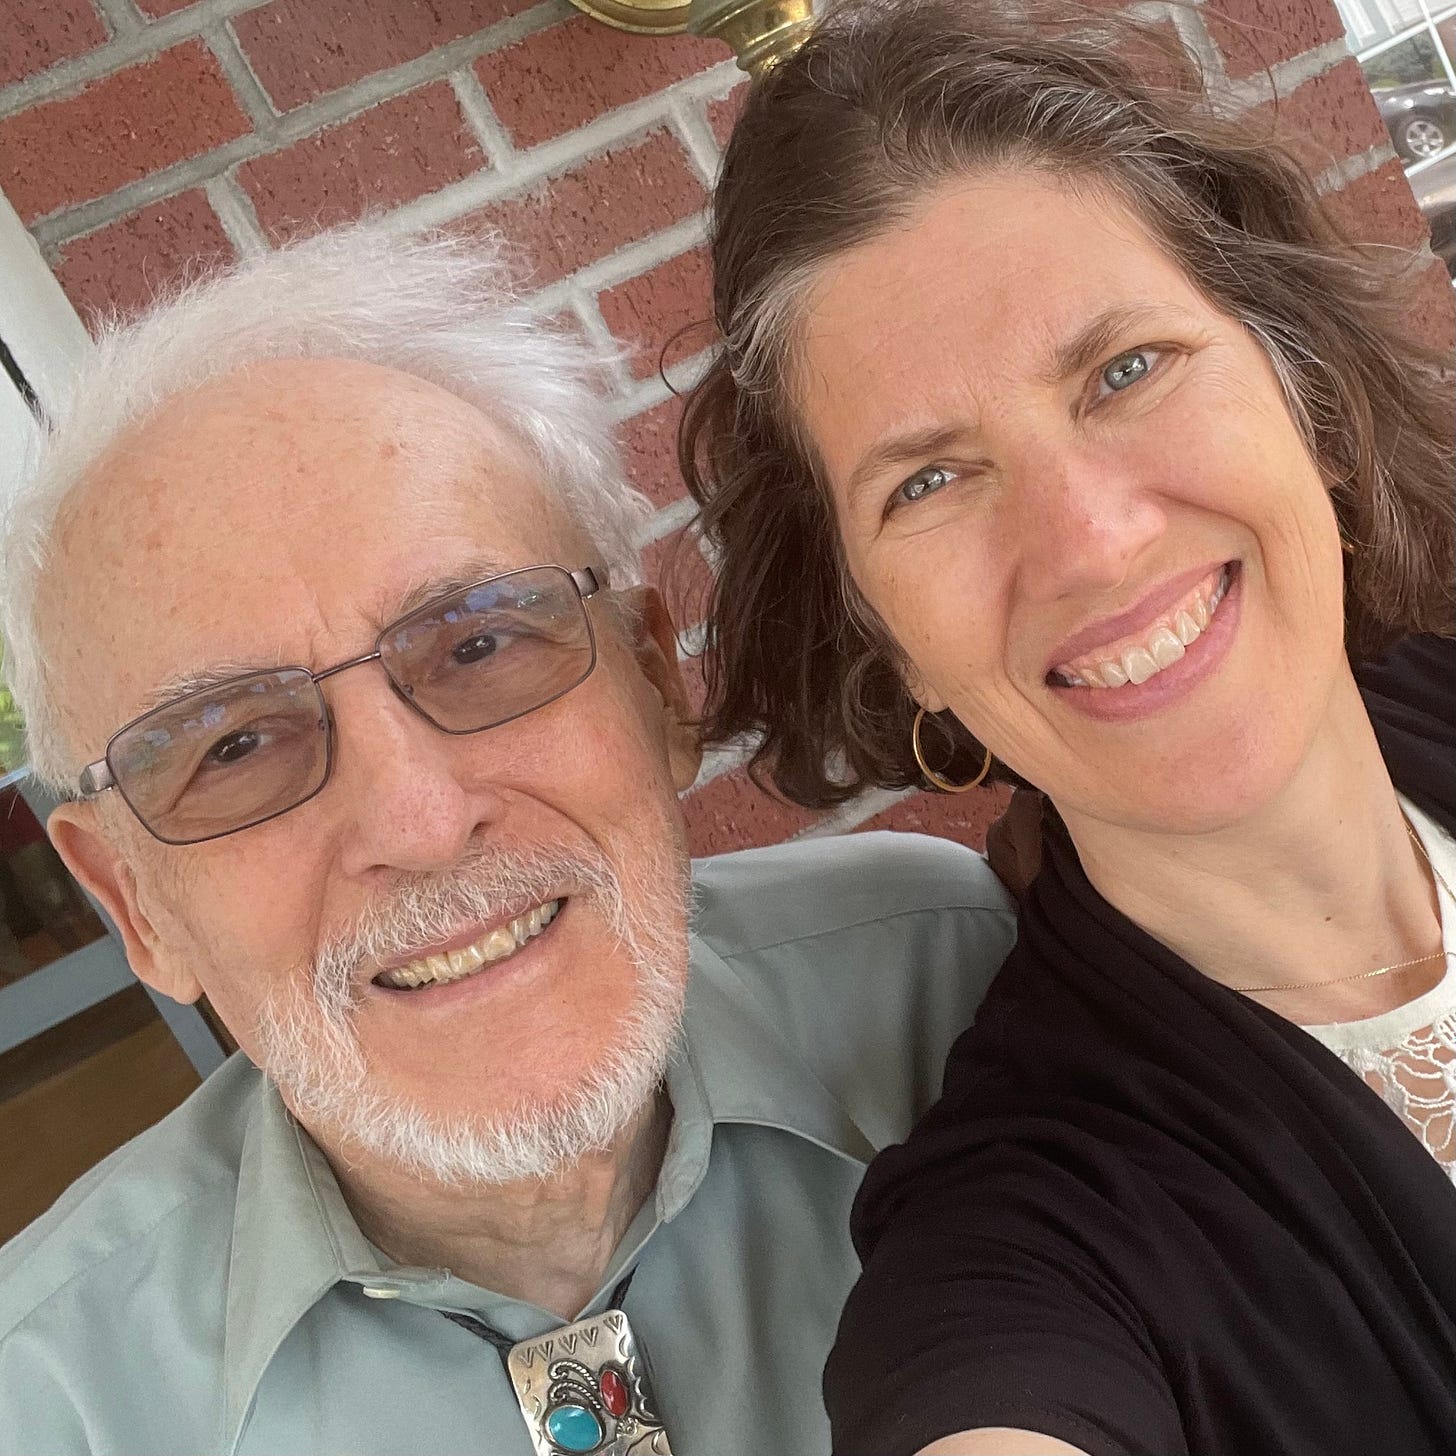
top-left (375, 900), bottom-right (561, 990)
top-left (1054, 565), bottom-right (1232, 690)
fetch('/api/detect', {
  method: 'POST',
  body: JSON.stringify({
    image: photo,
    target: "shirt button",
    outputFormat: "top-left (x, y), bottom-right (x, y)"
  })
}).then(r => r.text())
top-left (361, 1284), bottom-right (402, 1299)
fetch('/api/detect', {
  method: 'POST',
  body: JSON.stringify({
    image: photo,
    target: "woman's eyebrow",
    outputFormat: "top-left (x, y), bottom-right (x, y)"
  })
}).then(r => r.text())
top-left (1044, 303), bottom-right (1180, 382)
top-left (844, 424), bottom-right (970, 504)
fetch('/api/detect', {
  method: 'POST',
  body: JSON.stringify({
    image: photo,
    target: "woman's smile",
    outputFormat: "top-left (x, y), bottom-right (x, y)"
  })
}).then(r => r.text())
top-left (1046, 560), bottom-right (1243, 724)
top-left (1048, 561), bottom-right (1233, 688)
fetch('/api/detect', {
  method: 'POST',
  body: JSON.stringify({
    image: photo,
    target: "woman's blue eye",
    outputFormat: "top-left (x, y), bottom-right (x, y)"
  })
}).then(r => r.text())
top-left (895, 466), bottom-right (955, 507)
top-left (1101, 349), bottom-right (1154, 394)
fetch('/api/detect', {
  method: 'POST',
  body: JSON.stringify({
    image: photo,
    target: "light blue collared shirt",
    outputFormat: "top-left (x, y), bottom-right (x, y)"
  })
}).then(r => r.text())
top-left (0, 831), bottom-right (1016, 1455)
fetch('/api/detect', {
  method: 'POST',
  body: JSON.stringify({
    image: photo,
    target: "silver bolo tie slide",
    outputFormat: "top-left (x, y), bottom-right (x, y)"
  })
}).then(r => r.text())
top-left (442, 1270), bottom-right (675, 1455)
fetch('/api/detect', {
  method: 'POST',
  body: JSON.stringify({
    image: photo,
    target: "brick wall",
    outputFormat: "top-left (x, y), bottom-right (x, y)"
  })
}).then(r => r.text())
top-left (1, 0), bottom-right (1451, 860)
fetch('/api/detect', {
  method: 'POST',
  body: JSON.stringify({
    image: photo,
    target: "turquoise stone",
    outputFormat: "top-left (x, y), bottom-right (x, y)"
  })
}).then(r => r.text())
top-left (545, 1404), bottom-right (603, 1452)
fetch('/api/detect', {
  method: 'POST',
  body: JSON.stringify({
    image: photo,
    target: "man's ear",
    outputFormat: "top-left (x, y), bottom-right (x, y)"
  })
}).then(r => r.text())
top-left (616, 585), bottom-right (704, 793)
top-left (46, 803), bottom-right (203, 1004)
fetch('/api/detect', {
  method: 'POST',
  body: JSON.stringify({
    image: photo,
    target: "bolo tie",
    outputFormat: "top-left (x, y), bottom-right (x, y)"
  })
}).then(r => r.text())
top-left (442, 1267), bottom-right (674, 1455)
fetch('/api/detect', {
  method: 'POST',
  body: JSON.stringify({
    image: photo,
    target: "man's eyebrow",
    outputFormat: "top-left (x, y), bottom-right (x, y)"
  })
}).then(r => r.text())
top-left (1044, 303), bottom-right (1181, 383)
top-left (844, 424), bottom-right (974, 505)
top-left (137, 662), bottom-right (280, 716)
top-left (385, 552), bottom-right (522, 622)
top-left (135, 553), bottom-right (526, 716)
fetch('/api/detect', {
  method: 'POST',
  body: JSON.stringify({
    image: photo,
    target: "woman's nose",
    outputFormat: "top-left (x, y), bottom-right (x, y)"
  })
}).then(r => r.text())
top-left (1007, 444), bottom-right (1167, 604)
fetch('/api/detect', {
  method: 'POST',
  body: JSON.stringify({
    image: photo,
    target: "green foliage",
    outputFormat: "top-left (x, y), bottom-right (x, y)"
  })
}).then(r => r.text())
top-left (0, 641), bottom-right (26, 773)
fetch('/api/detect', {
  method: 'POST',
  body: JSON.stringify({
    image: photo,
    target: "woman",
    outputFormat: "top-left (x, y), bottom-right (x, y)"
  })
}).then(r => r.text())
top-left (680, 2), bottom-right (1456, 1454)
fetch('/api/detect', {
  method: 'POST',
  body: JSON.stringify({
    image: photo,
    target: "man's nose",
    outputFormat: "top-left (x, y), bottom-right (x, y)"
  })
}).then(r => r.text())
top-left (324, 670), bottom-right (502, 877)
top-left (1006, 441), bottom-right (1167, 605)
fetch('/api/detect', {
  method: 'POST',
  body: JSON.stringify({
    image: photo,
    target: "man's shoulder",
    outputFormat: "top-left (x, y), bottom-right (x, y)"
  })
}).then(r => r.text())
top-left (0, 1053), bottom-right (257, 1340)
top-left (690, 828), bottom-right (1014, 958)
top-left (688, 832), bottom-right (1017, 1145)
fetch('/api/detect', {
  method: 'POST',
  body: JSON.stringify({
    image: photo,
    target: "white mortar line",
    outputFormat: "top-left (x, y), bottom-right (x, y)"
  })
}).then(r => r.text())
top-left (1317, 140), bottom-right (1397, 192)
top-left (92, 0), bottom-right (145, 39)
top-left (30, 136), bottom-right (264, 246)
top-left (666, 95), bottom-right (723, 186)
top-left (448, 69), bottom-right (517, 172)
top-left (27, 45), bottom-right (733, 247)
top-left (376, 64), bottom-right (737, 233)
top-left (1224, 36), bottom-right (1351, 110)
top-left (203, 21), bottom-right (278, 132)
top-left (0, 0), bottom-right (575, 122)
top-left (688, 735), bottom-right (758, 792)
top-left (511, 214), bottom-right (709, 322)
top-left (608, 369), bottom-right (682, 424)
top-left (0, 0), bottom-right (274, 118)
top-left (203, 172), bottom-right (267, 254)
top-left (637, 495), bottom-right (699, 545)
top-left (611, 346), bottom-right (714, 416)
top-left (676, 621), bottom-right (708, 658)
top-left (794, 786), bottom-right (918, 838)
top-left (1163, 2), bottom-right (1227, 87)
top-left (563, 287), bottom-right (636, 393)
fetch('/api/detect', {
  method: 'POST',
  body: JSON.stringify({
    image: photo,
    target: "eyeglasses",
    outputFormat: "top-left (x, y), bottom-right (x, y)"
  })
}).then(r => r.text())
top-left (78, 564), bottom-right (605, 845)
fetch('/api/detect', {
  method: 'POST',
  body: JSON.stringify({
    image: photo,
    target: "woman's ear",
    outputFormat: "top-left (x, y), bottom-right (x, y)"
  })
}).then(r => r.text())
top-left (615, 585), bottom-right (704, 793)
top-left (903, 663), bottom-right (947, 716)
top-left (46, 803), bottom-right (204, 1004)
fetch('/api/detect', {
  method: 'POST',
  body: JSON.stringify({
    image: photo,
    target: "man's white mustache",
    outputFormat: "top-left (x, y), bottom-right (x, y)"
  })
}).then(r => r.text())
top-left (310, 841), bottom-right (623, 1000)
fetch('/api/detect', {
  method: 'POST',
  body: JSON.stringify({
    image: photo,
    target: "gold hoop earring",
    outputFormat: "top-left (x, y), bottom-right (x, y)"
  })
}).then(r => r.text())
top-left (911, 707), bottom-right (992, 794)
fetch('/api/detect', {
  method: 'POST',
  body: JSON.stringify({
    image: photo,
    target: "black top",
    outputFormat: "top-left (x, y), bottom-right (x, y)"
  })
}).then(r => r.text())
top-left (826, 635), bottom-right (1456, 1456)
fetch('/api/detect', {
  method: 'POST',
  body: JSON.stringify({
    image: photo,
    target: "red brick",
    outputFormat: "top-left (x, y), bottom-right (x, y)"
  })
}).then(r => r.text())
top-left (1250, 58), bottom-right (1391, 176)
top-left (464, 130), bottom-right (705, 289)
top-left (1401, 257), bottom-right (1456, 357)
top-left (705, 87), bottom-right (745, 150)
top-left (0, 40), bottom-right (250, 223)
top-left (619, 394), bottom-right (687, 510)
top-left (0, 0), bottom-right (107, 89)
top-left (597, 245), bottom-right (713, 381)
top-left (240, 84), bottom-right (485, 242)
top-left (1323, 158), bottom-right (1431, 251)
top-left (1202, 0), bottom-right (1346, 82)
top-left (233, 0), bottom-right (535, 111)
top-left (853, 784), bottom-right (1012, 854)
top-left (683, 766), bottom-right (823, 856)
top-left (475, 15), bottom-right (724, 151)
top-left (52, 188), bottom-right (234, 323)
top-left (678, 644), bottom-right (710, 720)
top-left (136, 0), bottom-right (200, 15)
top-left (643, 525), bottom-right (711, 631)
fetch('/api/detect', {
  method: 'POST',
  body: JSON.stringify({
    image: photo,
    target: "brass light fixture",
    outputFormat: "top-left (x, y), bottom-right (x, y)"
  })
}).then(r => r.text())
top-left (567, 0), bottom-right (814, 73)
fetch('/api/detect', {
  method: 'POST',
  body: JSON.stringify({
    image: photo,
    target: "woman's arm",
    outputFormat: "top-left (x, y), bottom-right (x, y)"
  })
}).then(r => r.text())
top-left (921, 1431), bottom-right (1091, 1455)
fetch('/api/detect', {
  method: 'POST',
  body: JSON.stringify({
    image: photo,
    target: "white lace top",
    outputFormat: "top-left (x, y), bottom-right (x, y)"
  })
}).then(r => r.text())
top-left (1302, 800), bottom-right (1456, 1177)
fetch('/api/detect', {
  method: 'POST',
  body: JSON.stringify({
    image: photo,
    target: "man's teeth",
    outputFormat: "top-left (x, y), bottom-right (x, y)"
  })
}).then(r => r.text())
top-left (376, 900), bottom-right (560, 990)
top-left (1056, 566), bottom-right (1231, 690)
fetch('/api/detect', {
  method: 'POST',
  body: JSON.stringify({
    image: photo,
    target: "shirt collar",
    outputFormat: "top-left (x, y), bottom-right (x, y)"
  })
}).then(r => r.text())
top-left (221, 927), bottom-right (877, 1447)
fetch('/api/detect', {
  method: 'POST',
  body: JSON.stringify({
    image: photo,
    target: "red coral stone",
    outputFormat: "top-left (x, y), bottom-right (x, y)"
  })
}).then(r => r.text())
top-left (599, 1367), bottom-right (629, 1418)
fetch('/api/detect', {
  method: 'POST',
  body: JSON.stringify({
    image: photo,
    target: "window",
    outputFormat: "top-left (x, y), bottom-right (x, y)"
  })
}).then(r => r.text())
top-left (1338, 0), bottom-right (1456, 276)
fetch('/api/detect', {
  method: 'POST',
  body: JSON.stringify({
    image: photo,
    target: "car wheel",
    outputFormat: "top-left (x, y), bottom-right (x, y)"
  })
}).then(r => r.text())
top-left (1397, 114), bottom-right (1449, 161)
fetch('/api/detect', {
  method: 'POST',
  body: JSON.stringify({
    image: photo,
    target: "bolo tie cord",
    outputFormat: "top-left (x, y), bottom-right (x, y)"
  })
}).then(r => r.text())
top-left (441, 1269), bottom-right (638, 1372)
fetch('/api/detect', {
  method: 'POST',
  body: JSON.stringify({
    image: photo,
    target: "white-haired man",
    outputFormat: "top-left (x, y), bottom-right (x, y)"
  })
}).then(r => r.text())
top-left (0, 229), bottom-right (1015, 1456)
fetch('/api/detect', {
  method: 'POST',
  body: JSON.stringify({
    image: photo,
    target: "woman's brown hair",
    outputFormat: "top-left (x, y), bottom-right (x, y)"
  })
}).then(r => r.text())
top-left (680, 0), bottom-right (1455, 809)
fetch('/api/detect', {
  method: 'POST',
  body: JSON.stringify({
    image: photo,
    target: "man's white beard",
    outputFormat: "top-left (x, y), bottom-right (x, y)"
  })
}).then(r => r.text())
top-left (252, 831), bottom-right (690, 1185)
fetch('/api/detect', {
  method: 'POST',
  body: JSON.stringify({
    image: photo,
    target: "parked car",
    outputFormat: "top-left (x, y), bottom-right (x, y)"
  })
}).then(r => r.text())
top-left (1411, 150), bottom-right (1456, 278)
top-left (1375, 79), bottom-right (1456, 162)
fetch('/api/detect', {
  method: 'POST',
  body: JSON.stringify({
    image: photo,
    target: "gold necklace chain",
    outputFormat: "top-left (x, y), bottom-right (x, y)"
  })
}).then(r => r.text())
top-left (1232, 820), bottom-right (1452, 996)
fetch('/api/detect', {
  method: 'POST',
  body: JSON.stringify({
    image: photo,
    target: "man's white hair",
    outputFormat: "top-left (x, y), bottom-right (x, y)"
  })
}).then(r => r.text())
top-left (0, 225), bottom-right (652, 795)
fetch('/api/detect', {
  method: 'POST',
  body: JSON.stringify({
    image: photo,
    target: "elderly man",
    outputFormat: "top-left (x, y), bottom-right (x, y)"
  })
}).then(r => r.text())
top-left (0, 229), bottom-right (1014, 1455)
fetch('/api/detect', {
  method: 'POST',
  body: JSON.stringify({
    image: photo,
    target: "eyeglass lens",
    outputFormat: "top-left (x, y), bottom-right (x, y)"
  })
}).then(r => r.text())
top-left (106, 566), bottom-right (595, 844)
